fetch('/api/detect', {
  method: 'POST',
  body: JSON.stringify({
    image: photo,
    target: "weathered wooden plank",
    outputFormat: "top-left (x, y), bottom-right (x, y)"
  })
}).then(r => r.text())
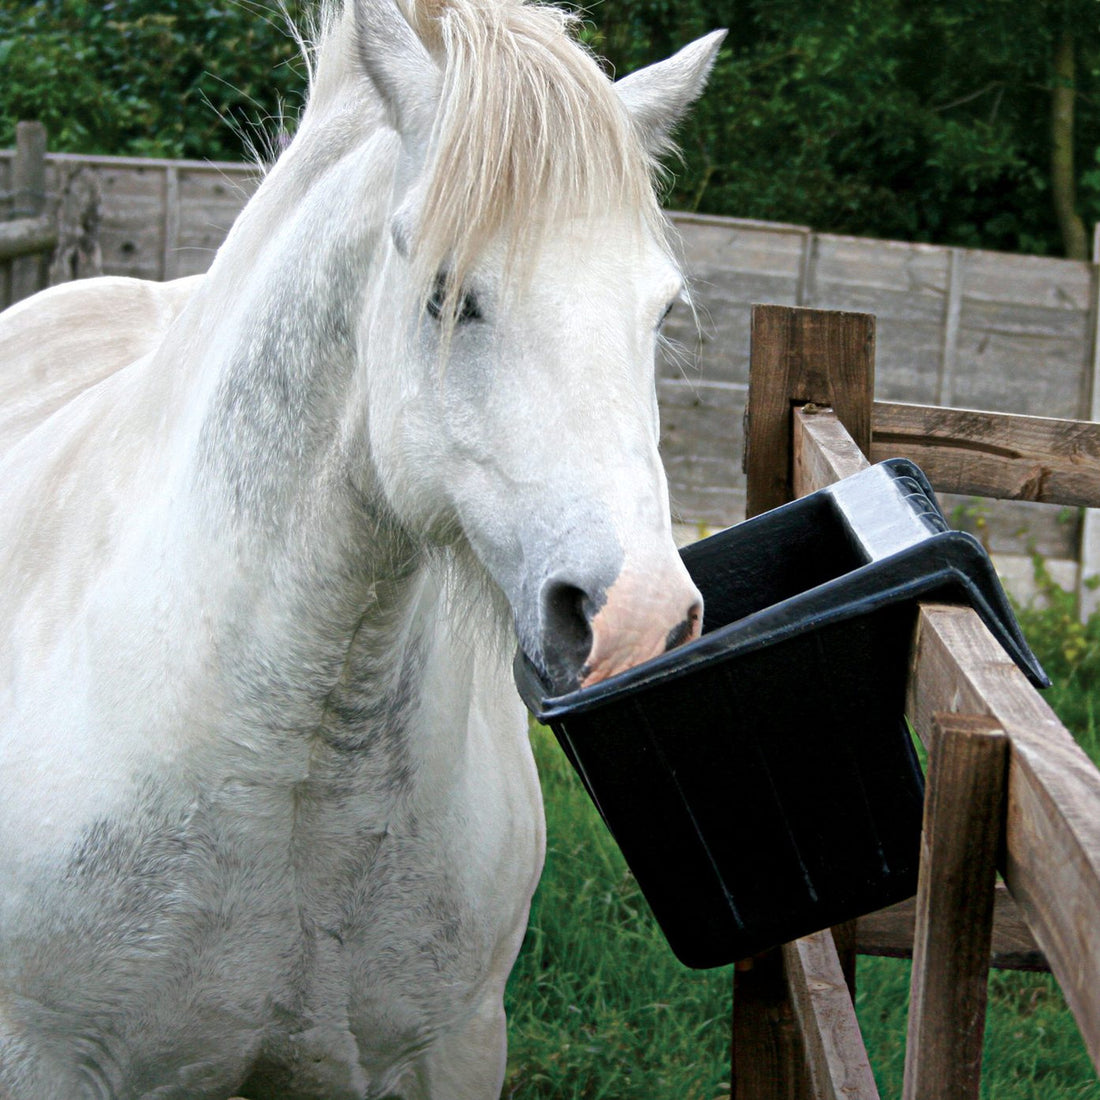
top-left (0, 216), bottom-right (56, 261)
top-left (787, 234), bottom-right (953, 408)
top-left (670, 211), bottom-right (809, 275)
top-left (659, 376), bottom-right (745, 526)
top-left (744, 305), bottom-right (875, 517)
top-left (793, 404), bottom-right (870, 494)
top-left (732, 951), bottom-right (814, 1100)
top-left (738, 311), bottom-right (878, 1099)
top-left (959, 249), bottom-right (1094, 312)
top-left (176, 165), bottom-right (262, 276)
top-left (811, 234), bottom-right (951, 317)
top-left (951, 253), bottom-right (1091, 419)
top-left (856, 884), bottom-right (1049, 971)
top-left (871, 402), bottom-right (1100, 507)
top-left (938, 249), bottom-right (964, 405)
top-left (94, 163), bottom-right (167, 280)
top-left (10, 123), bottom-right (49, 303)
top-left (810, 234), bottom-right (945, 294)
top-left (902, 713), bottom-right (1008, 1100)
top-left (162, 165), bottom-right (180, 280)
top-left (11, 123), bottom-right (47, 216)
top-left (1078, 231), bottom-right (1100, 618)
top-left (908, 605), bottom-right (1100, 1075)
top-left (951, 330), bottom-right (1088, 420)
top-left (783, 931), bottom-right (881, 1100)
top-left (667, 214), bottom-right (806, 390)
top-left (785, 404), bottom-right (1080, 560)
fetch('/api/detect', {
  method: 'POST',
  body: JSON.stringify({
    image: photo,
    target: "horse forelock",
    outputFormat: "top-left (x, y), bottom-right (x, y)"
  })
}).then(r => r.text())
top-left (401, 0), bottom-right (668, 317)
top-left (299, 0), bottom-right (666, 324)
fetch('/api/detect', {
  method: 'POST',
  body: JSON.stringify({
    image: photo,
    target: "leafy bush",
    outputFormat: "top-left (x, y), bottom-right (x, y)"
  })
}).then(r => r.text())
top-left (0, 0), bottom-right (308, 161)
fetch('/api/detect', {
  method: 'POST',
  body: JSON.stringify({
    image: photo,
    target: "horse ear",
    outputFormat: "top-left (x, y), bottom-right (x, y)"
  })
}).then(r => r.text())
top-left (354, 0), bottom-right (438, 142)
top-left (614, 30), bottom-right (727, 156)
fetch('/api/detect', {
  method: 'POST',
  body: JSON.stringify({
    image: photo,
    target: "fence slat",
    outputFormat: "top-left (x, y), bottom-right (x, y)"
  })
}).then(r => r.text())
top-left (871, 401), bottom-right (1100, 506)
top-left (10, 122), bottom-right (49, 303)
top-left (856, 885), bottom-right (1048, 972)
top-left (784, 931), bottom-right (881, 1100)
top-left (776, 308), bottom-right (1100, 1094)
top-left (902, 714), bottom-right (1008, 1100)
top-left (908, 605), bottom-right (1100, 1074)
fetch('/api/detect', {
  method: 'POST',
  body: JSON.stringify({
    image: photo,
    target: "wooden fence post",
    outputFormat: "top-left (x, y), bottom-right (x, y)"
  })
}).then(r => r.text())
top-left (736, 305), bottom-right (878, 1100)
top-left (10, 121), bottom-right (49, 303)
top-left (743, 304), bottom-right (875, 518)
top-left (902, 713), bottom-right (1008, 1100)
top-left (732, 951), bottom-right (814, 1100)
top-left (1078, 224), bottom-right (1100, 619)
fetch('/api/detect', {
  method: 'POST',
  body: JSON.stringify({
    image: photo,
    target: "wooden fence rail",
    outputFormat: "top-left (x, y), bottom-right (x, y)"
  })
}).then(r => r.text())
top-left (733, 303), bottom-right (1100, 1099)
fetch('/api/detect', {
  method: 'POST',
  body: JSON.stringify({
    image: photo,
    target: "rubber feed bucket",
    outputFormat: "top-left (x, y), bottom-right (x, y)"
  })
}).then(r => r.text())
top-left (514, 459), bottom-right (1047, 969)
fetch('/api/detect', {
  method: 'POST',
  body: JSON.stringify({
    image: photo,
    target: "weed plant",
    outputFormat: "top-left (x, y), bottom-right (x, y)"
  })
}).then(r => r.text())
top-left (504, 559), bottom-right (1100, 1098)
top-left (1013, 557), bottom-right (1100, 765)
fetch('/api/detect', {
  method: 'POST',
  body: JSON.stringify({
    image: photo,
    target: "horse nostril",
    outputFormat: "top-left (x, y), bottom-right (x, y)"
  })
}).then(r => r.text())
top-left (540, 581), bottom-right (595, 693)
top-left (665, 599), bottom-right (703, 651)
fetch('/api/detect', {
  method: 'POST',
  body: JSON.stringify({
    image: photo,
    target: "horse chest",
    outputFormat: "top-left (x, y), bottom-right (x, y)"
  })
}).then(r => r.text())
top-left (1, 725), bottom-right (530, 1100)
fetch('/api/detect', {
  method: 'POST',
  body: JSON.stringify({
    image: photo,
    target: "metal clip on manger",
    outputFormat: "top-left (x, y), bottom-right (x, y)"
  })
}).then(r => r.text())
top-left (514, 459), bottom-right (1047, 969)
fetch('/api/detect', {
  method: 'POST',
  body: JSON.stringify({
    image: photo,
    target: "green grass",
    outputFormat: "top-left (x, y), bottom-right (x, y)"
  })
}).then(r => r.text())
top-left (855, 957), bottom-right (1100, 1099)
top-left (504, 564), bottom-right (1100, 1098)
top-left (503, 725), bottom-right (734, 1100)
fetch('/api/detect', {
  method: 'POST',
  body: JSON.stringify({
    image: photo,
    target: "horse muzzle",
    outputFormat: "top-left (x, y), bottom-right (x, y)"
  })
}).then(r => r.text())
top-left (537, 562), bottom-right (703, 694)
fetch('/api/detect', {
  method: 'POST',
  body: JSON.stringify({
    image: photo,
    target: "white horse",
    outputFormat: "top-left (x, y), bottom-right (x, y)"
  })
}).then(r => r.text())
top-left (0, 0), bottom-right (722, 1095)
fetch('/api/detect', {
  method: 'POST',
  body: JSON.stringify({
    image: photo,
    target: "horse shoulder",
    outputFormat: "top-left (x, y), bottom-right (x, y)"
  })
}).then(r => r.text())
top-left (0, 274), bottom-right (201, 456)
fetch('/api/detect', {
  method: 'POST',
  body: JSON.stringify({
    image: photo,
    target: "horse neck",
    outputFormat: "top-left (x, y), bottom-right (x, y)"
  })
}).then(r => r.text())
top-left (177, 113), bottom-right (395, 537)
top-left (156, 120), bottom-right (513, 753)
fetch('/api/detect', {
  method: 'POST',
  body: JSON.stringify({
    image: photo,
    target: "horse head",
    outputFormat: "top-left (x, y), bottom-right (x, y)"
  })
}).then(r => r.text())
top-left (352, 0), bottom-right (723, 694)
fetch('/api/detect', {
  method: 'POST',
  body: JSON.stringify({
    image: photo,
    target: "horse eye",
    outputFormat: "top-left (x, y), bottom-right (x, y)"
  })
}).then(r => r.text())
top-left (658, 301), bottom-right (676, 328)
top-left (426, 274), bottom-right (482, 324)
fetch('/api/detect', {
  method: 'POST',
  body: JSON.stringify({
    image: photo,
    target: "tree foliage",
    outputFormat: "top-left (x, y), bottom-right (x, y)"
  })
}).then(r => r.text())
top-left (1, 0), bottom-right (1098, 256)
top-left (0, 0), bottom-right (308, 161)
top-left (590, 0), bottom-right (1100, 256)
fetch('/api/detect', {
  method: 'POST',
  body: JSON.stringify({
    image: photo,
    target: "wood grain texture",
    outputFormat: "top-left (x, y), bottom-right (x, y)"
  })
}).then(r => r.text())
top-left (732, 950), bottom-right (813, 1100)
top-left (744, 305), bottom-right (875, 517)
top-left (162, 165), bottom-right (180, 281)
top-left (902, 714), bottom-right (1008, 1100)
top-left (793, 405), bottom-right (870, 496)
top-left (871, 401), bottom-right (1100, 507)
top-left (783, 932), bottom-right (881, 1100)
top-left (908, 605), bottom-right (1100, 1075)
top-left (856, 884), bottom-right (1049, 971)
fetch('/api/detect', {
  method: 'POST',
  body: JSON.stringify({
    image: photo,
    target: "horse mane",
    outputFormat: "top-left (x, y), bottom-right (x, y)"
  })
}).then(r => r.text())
top-left (308, 0), bottom-right (668, 320)
top-left (410, 0), bottom-right (665, 301)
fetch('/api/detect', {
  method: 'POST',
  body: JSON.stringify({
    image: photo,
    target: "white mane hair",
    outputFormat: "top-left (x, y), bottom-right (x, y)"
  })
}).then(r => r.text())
top-left (307, 0), bottom-right (670, 323)
top-left (414, 0), bottom-right (666, 300)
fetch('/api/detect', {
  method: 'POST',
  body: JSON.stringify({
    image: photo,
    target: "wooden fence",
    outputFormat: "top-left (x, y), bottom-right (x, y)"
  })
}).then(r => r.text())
top-left (731, 303), bottom-right (1100, 1099)
top-left (2, 138), bottom-right (1099, 604)
top-left (0, 123), bottom-right (56, 306)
